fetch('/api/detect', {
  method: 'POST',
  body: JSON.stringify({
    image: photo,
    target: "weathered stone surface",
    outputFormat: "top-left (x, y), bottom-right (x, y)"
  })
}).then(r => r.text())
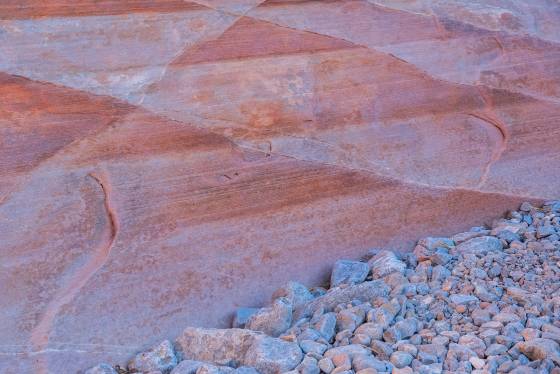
top-left (368, 251), bottom-right (406, 279)
top-left (330, 260), bottom-right (370, 287)
top-left (294, 281), bottom-right (390, 320)
top-left (245, 297), bottom-right (292, 337)
top-left (175, 327), bottom-right (302, 374)
top-left (516, 339), bottom-right (560, 364)
top-left (1, 1), bottom-right (559, 373)
top-left (170, 360), bottom-right (206, 374)
top-left (175, 328), bottom-right (256, 366)
top-left (244, 335), bottom-right (303, 374)
top-left (454, 236), bottom-right (503, 255)
top-left (85, 363), bottom-right (118, 374)
top-left (271, 281), bottom-right (314, 310)
top-left (232, 308), bottom-right (259, 329)
top-left (128, 340), bottom-right (178, 374)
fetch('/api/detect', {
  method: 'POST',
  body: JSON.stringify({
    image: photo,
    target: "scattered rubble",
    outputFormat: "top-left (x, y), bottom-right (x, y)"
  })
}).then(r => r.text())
top-left (87, 201), bottom-right (560, 374)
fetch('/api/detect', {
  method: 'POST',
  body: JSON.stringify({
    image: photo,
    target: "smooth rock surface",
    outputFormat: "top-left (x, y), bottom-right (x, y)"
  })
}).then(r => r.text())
top-left (1, 1), bottom-right (559, 372)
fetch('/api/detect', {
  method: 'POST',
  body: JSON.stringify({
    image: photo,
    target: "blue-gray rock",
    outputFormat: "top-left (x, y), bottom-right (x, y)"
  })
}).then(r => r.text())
top-left (390, 351), bottom-right (413, 368)
top-left (170, 360), bottom-right (206, 374)
top-left (244, 335), bottom-right (303, 374)
top-left (418, 237), bottom-right (455, 250)
top-left (175, 327), bottom-right (302, 374)
top-left (355, 322), bottom-right (384, 341)
top-left (323, 344), bottom-right (370, 359)
top-left (431, 265), bottom-right (451, 283)
top-left (232, 307), bottom-right (259, 328)
top-left (370, 340), bottom-right (393, 360)
top-left (128, 340), bottom-right (178, 374)
top-left (430, 248), bottom-right (452, 265)
top-left (368, 251), bottom-right (406, 279)
top-left (330, 260), bottom-right (370, 287)
top-left (537, 224), bottom-right (556, 238)
top-left (516, 339), bottom-right (560, 365)
top-left (318, 357), bottom-right (335, 374)
top-left (294, 281), bottom-right (390, 320)
top-left (234, 367), bottom-right (260, 374)
top-left (246, 297), bottom-right (292, 337)
top-left (486, 343), bottom-right (508, 356)
top-left (458, 335), bottom-right (486, 358)
top-left (336, 306), bottom-right (365, 332)
top-left (352, 353), bottom-right (387, 372)
top-left (454, 236), bottom-right (502, 255)
top-left (85, 364), bottom-right (117, 374)
top-left (297, 356), bottom-right (320, 374)
top-left (314, 312), bottom-right (336, 342)
top-left (300, 340), bottom-right (328, 355)
top-left (368, 298), bottom-right (400, 328)
top-left (170, 360), bottom-right (250, 374)
top-left (272, 281), bottom-right (314, 309)
top-left (383, 318), bottom-right (418, 343)
top-left (449, 294), bottom-right (479, 305)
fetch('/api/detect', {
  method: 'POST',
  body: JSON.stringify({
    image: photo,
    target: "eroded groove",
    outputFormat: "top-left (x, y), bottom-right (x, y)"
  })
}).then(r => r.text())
top-left (29, 171), bottom-right (118, 373)
top-left (468, 112), bottom-right (509, 189)
top-left (88, 172), bottom-right (118, 241)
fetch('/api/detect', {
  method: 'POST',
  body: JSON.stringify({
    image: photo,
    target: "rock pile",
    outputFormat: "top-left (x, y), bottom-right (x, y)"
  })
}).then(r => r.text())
top-left (87, 201), bottom-right (560, 374)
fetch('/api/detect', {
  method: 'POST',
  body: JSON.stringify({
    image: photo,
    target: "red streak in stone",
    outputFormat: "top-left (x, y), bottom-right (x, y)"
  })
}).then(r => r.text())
top-left (29, 171), bottom-right (118, 373)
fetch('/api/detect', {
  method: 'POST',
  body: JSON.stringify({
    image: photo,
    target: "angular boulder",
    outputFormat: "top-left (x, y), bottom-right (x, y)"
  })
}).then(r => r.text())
top-left (454, 236), bottom-right (502, 255)
top-left (368, 251), bottom-right (406, 279)
top-left (271, 281), bottom-right (314, 309)
top-left (330, 260), bottom-right (370, 287)
top-left (128, 340), bottom-right (178, 374)
top-left (244, 335), bottom-right (304, 374)
top-left (245, 297), bottom-right (292, 337)
top-left (294, 281), bottom-right (390, 320)
top-left (175, 327), bottom-right (302, 374)
top-left (516, 339), bottom-right (560, 364)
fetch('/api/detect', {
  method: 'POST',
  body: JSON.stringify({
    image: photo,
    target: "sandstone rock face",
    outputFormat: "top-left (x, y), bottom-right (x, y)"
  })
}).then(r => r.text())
top-left (1, 1), bottom-right (559, 372)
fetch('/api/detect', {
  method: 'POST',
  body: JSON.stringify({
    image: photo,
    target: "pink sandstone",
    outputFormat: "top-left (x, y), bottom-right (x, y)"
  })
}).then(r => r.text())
top-left (0, 0), bottom-right (559, 372)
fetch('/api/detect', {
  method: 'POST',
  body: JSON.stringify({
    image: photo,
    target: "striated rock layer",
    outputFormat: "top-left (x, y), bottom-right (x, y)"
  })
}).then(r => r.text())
top-left (0, 1), bottom-right (559, 372)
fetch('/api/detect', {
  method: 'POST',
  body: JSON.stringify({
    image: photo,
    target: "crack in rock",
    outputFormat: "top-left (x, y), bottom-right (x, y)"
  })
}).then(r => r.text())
top-left (29, 171), bottom-right (118, 374)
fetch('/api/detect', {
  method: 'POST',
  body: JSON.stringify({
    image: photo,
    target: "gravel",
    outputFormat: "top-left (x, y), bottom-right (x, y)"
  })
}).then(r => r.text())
top-left (87, 201), bottom-right (560, 374)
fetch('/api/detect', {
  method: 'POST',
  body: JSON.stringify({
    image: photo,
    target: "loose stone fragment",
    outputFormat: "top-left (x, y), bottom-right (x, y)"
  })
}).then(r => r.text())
top-left (454, 236), bottom-right (502, 255)
top-left (390, 351), bottom-right (413, 368)
top-left (232, 308), bottom-right (259, 329)
top-left (315, 312), bottom-right (337, 342)
top-left (294, 281), bottom-right (390, 320)
top-left (368, 251), bottom-right (406, 278)
top-left (516, 339), bottom-right (560, 364)
top-left (175, 328), bottom-right (302, 374)
top-left (370, 340), bottom-right (393, 360)
top-left (85, 364), bottom-right (118, 374)
top-left (355, 322), bottom-right (383, 341)
top-left (244, 335), bottom-right (304, 374)
top-left (330, 260), bottom-right (370, 287)
top-left (128, 340), bottom-right (178, 374)
top-left (272, 281), bottom-right (314, 309)
top-left (318, 357), bottom-right (335, 374)
top-left (246, 297), bottom-right (292, 337)
top-left (449, 294), bottom-right (479, 306)
top-left (352, 354), bottom-right (387, 372)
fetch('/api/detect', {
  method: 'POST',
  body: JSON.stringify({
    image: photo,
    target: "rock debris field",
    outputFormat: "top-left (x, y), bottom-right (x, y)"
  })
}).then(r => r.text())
top-left (87, 201), bottom-right (560, 374)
